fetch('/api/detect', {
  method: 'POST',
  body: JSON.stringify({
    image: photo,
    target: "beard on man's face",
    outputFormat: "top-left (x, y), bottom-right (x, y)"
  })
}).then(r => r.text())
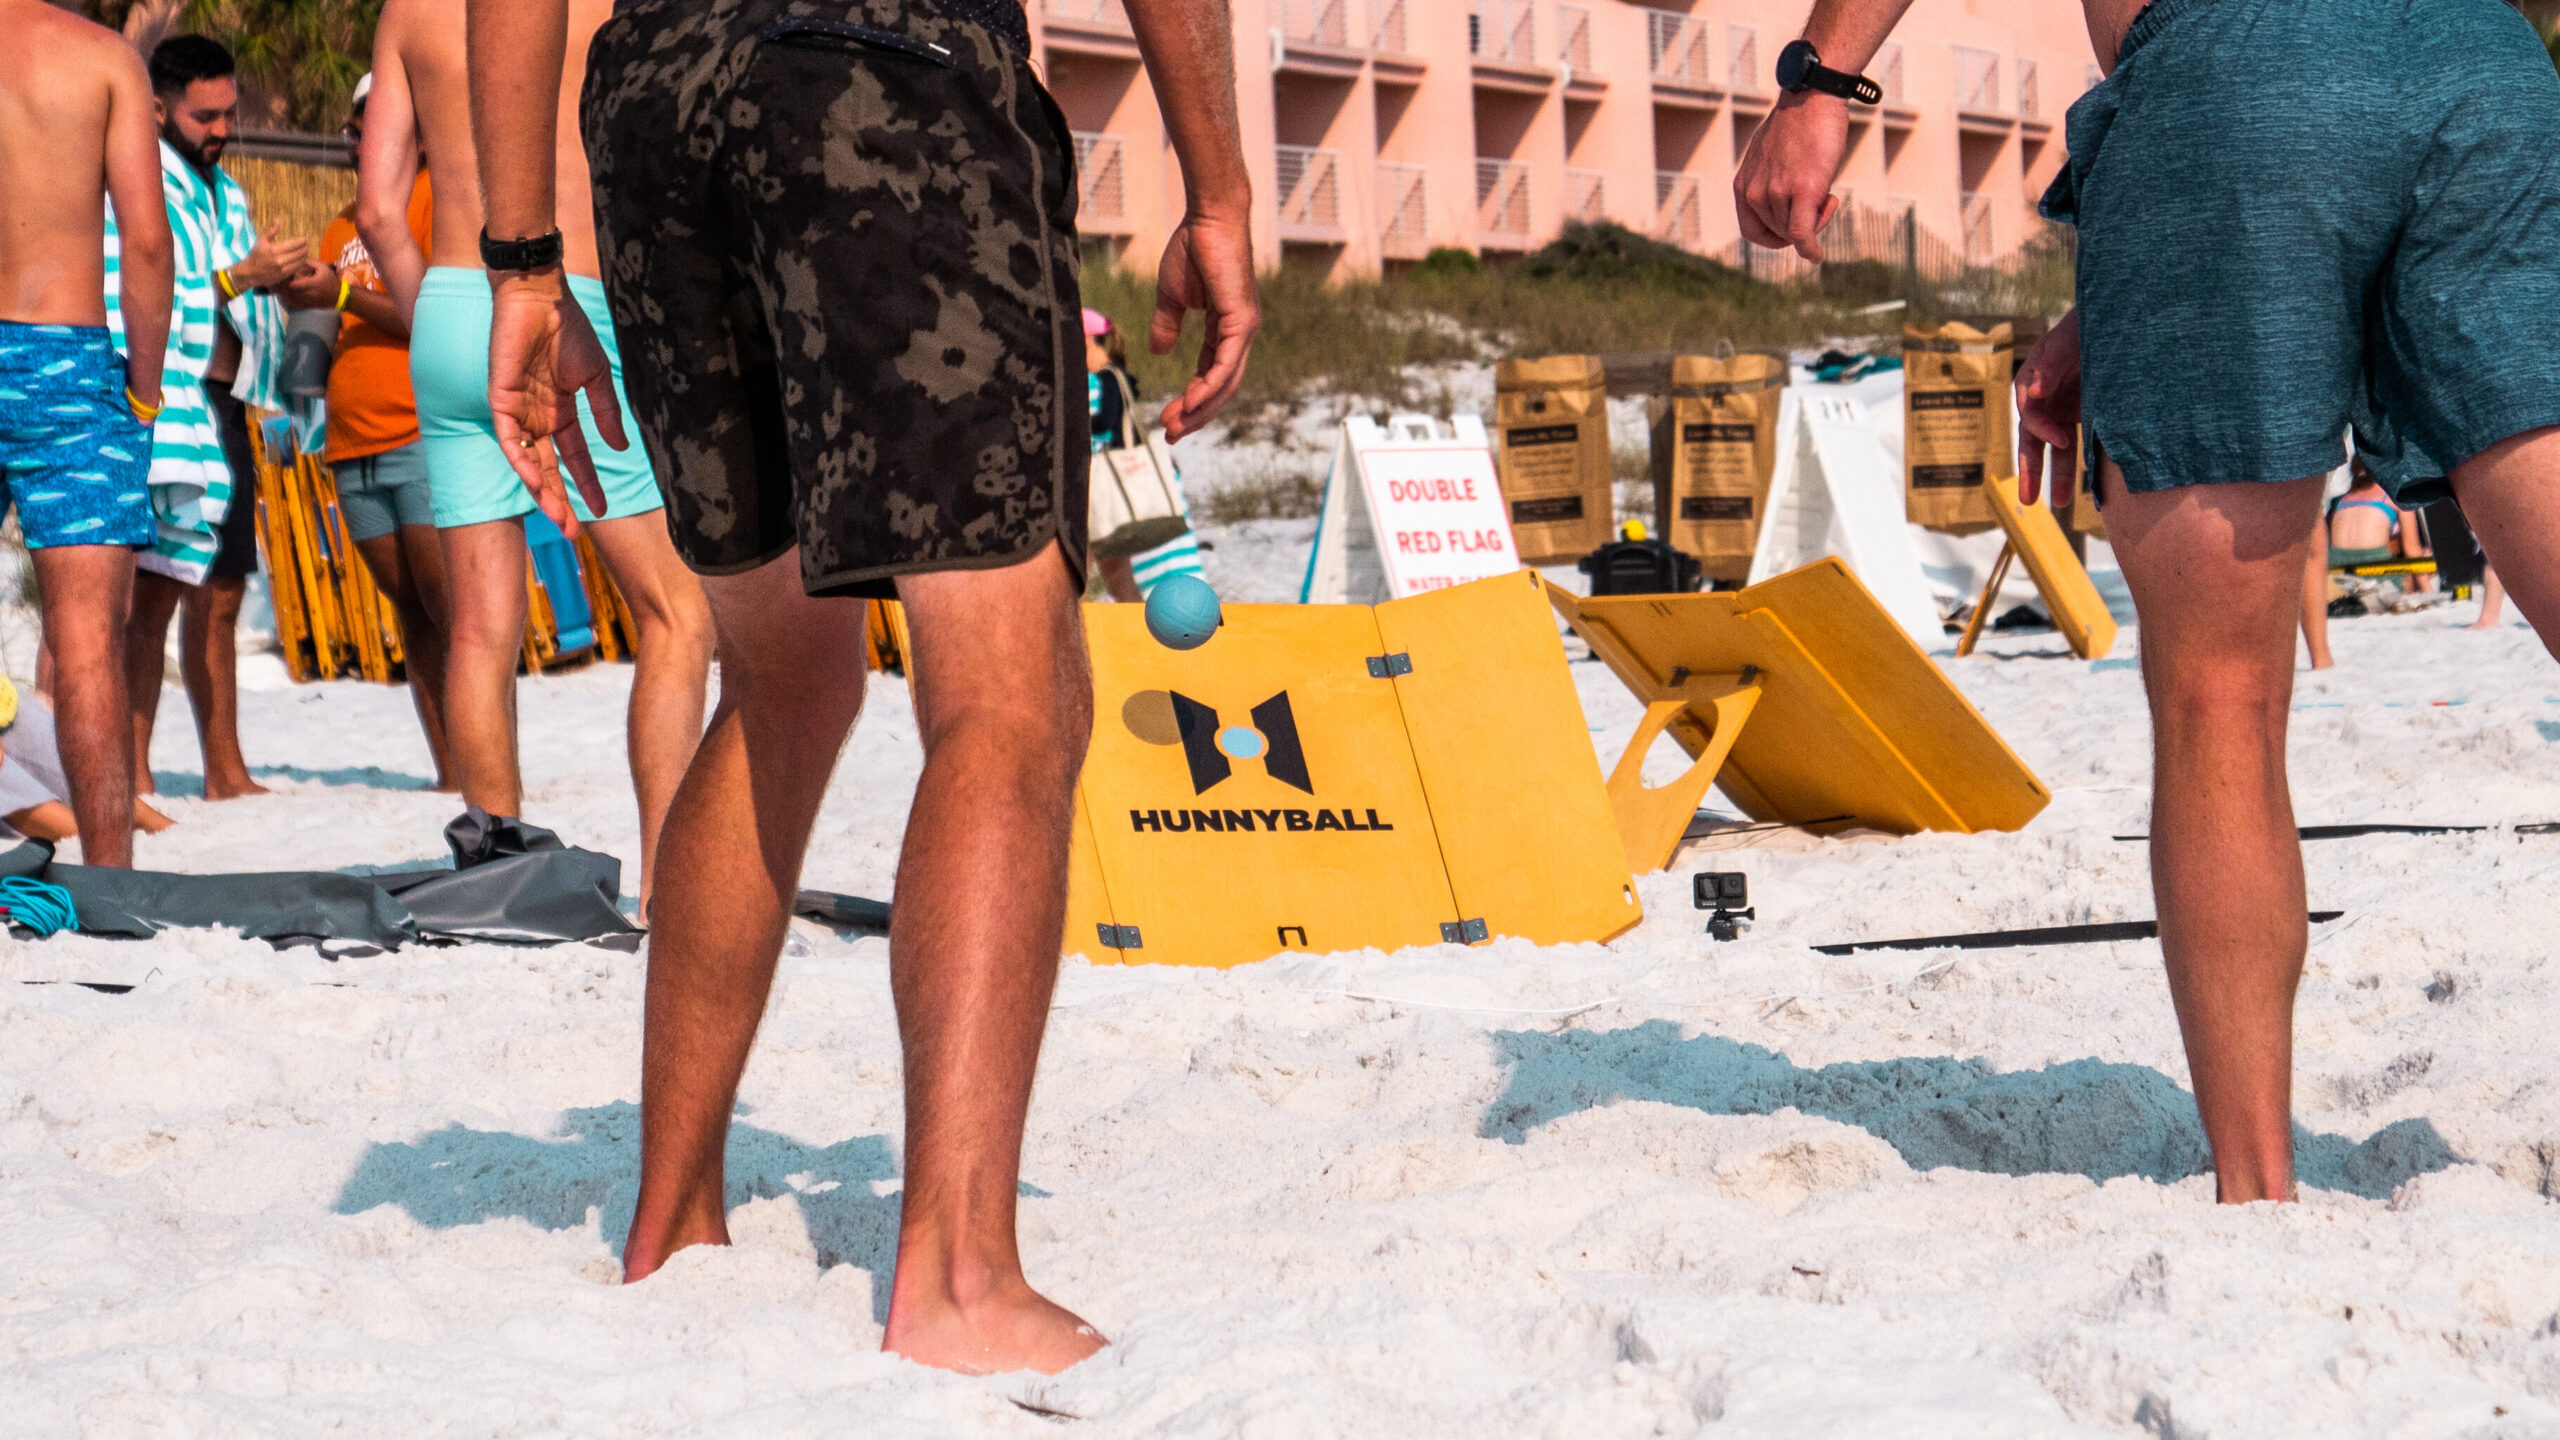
top-left (163, 122), bottom-right (225, 170)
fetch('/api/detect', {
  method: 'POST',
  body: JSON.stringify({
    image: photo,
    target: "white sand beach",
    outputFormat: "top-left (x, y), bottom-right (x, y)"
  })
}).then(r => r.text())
top-left (6, 526), bottom-right (2560, 1437)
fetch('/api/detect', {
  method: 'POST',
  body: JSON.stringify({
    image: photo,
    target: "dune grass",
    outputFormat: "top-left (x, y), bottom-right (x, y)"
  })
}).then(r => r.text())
top-left (1081, 221), bottom-right (2073, 437)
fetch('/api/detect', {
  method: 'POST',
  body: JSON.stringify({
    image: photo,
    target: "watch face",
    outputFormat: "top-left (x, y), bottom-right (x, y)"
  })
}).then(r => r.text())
top-left (1776, 39), bottom-right (1813, 90)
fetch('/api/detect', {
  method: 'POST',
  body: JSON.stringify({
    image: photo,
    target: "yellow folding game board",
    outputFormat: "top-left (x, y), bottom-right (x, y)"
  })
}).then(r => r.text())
top-left (1956, 475), bottom-right (2119, 660)
top-left (1549, 558), bottom-right (2051, 873)
top-left (1066, 569), bottom-right (1642, 968)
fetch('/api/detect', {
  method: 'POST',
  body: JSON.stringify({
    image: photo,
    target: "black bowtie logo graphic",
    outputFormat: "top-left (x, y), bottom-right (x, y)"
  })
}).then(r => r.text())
top-left (1168, 691), bottom-right (1313, 795)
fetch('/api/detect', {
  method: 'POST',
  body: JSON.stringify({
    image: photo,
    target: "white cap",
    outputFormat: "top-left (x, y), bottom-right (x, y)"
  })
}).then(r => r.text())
top-left (351, 72), bottom-right (372, 109)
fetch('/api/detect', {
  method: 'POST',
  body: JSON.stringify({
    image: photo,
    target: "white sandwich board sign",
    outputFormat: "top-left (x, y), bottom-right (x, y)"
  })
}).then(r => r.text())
top-left (1302, 414), bottom-right (1523, 604)
top-left (1748, 388), bottom-right (1948, 652)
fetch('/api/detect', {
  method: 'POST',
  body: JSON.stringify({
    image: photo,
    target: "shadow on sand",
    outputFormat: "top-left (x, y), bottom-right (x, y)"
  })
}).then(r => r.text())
top-left (153, 764), bottom-right (441, 796)
top-left (334, 1102), bottom-right (1055, 1321)
top-left (1479, 1020), bottom-right (2460, 1198)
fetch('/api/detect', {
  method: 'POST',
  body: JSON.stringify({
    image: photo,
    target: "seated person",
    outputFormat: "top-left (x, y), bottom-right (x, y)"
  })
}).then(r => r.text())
top-left (2327, 462), bottom-right (2427, 573)
top-left (0, 678), bottom-right (172, 844)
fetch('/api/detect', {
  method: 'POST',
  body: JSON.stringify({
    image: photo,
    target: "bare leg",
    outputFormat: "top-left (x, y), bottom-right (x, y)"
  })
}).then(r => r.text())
top-left (2299, 510), bottom-right (2333, 670)
top-left (179, 575), bottom-right (268, 800)
top-left (1097, 554), bottom-right (1140, 603)
top-left (880, 542), bottom-right (1099, 1374)
top-left (121, 569), bottom-right (183, 797)
top-left (436, 519), bottom-right (529, 818)
top-left (2450, 428), bottom-right (2560, 650)
top-left (2105, 464), bottom-right (2325, 1203)
top-left (355, 526), bottom-right (459, 789)
top-left (621, 540), bottom-right (1101, 1375)
top-left (623, 548), bottom-right (868, 1278)
top-left (578, 513), bottom-right (713, 918)
top-left (2468, 567), bottom-right (2508, 631)
top-left (36, 546), bottom-right (137, 866)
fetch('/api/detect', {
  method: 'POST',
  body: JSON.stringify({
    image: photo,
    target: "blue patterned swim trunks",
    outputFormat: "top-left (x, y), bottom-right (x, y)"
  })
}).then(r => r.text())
top-left (0, 321), bottom-right (154, 549)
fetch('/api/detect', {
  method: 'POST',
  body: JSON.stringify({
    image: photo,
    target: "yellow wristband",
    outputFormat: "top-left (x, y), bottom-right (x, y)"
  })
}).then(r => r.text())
top-left (215, 268), bottom-right (240, 301)
top-left (334, 276), bottom-right (352, 312)
top-left (126, 388), bottom-right (161, 425)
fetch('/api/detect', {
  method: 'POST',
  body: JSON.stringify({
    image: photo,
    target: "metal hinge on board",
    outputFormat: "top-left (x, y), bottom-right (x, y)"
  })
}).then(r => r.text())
top-left (1366, 652), bottom-right (1413, 678)
top-left (1440, 917), bottom-right (1489, 944)
top-left (1097, 923), bottom-right (1143, 950)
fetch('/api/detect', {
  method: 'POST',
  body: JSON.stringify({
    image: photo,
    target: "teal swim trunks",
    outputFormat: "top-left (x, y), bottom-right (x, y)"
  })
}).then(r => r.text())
top-left (409, 267), bottom-right (665, 529)
top-left (0, 322), bottom-right (154, 549)
top-left (2041, 0), bottom-right (2560, 504)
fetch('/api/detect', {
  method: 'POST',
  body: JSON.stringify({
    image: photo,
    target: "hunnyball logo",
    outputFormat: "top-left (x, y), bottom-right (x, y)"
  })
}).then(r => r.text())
top-left (1117, 688), bottom-right (1398, 836)
top-left (1173, 690), bottom-right (1310, 795)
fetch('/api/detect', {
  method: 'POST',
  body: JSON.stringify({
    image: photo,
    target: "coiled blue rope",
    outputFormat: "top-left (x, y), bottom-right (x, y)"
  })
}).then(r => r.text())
top-left (0, 875), bottom-right (78, 937)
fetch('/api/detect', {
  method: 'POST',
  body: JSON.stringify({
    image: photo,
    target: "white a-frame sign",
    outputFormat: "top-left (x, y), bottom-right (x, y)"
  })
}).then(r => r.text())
top-left (1302, 414), bottom-right (1522, 605)
top-left (1747, 390), bottom-right (1947, 651)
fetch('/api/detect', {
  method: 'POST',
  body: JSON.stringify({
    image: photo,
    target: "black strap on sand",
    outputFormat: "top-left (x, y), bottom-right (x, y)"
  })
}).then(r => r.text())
top-left (2112, 823), bottom-right (2560, 842)
top-left (1812, 910), bottom-right (2345, 956)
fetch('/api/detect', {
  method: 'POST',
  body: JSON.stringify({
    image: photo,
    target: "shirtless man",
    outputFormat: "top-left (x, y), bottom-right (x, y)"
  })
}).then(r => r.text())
top-left (471, 0), bottom-right (1257, 1374)
top-left (1740, 0), bottom-right (2560, 1201)
top-left (359, 0), bottom-right (712, 913)
top-left (0, 1), bottom-right (173, 867)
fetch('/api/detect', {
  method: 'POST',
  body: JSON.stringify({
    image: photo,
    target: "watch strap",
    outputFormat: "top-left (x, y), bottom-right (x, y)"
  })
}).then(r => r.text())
top-left (478, 228), bottom-right (565, 272)
top-left (1778, 39), bottom-right (1885, 105)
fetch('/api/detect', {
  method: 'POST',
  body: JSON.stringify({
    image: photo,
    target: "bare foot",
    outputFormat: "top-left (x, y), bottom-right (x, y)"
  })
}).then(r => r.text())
top-left (2468, 618), bottom-right (2500, 631)
top-left (201, 773), bottom-right (272, 801)
top-left (883, 1278), bottom-right (1107, 1375)
top-left (621, 1197), bottom-right (730, 1283)
top-left (133, 798), bottom-right (174, 834)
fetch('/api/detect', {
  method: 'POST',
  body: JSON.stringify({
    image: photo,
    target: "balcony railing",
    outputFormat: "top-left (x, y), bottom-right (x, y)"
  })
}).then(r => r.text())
top-left (1277, 145), bottom-right (1344, 236)
top-left (1379, 162), bottom-right (1429, 258)
top-left (1960, 191), bottom-right (1994, 264)
top-left (1556, 4), bottom-right (1593, 75)
top-left (1074, 132), bottom-right (1127, 224)
top-left (1874, 41), bottom-right (1906, 108)
top-left (2016, 58), bottom-right (2040, 122)
top-left (1477, 157), bottom-right (1530, 239)
top-left (1471, 0), bottom-right (1535, 66)
top-left (1283, 0), bottom-right (1353, 48)
top-left (1954, 45), bottom-right (2005, 116)
top-left (1656, 170), bottom-right (1703, 250)
top-left (1044, 0), bottom-right (1129, 31)
top-left (1643, 8), bottom-right (1709, 88)
top-left (1565, 168), bottom-right (1605, 224)
top-left (1726, 25), bottom-right (1762, 96)
top-left (1375, 0), bottom-right (1408, 53)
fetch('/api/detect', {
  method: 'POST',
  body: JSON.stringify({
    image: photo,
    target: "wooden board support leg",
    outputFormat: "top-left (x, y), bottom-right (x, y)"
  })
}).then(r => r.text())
top-left (1955, 542), bottom-right (2016, 659)
top-left (1605, 675), bottom-right (1762, 873)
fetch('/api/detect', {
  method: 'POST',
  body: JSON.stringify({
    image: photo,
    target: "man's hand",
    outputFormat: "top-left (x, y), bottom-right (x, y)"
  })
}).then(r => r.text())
top-left (277, 262), bottom-right (342, 312)
top-left (2016, 308), bottom-right (2082, 507)
top-left (1151, 212), bottom-right (1259, 440)
top-left (228, 222), bottom-right (313, 292)
top-left (1734, 92), bottom-right (1848, 259)
top-left (487, 268), bottom-right (625, 534)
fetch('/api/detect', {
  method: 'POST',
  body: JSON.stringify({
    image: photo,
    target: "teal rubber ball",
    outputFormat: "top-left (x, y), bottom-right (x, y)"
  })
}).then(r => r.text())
top-left (1144, 573), bottom-right (1223, 650)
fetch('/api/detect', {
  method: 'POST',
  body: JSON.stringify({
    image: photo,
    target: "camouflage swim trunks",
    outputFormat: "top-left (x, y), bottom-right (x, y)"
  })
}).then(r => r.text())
top-left (582, 0), bottom-right (1086, 598)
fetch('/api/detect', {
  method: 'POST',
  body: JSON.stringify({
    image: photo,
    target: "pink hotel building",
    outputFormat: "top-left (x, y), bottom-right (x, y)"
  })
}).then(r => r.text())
top-left (1032, 0), bottom-right (2101, 279)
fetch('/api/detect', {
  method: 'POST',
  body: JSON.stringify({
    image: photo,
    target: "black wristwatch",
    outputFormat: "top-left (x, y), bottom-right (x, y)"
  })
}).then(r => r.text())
top-left (1775, 39), bottom-right (1884, 104)
top-left (478, 228), bottom-right (565, 272)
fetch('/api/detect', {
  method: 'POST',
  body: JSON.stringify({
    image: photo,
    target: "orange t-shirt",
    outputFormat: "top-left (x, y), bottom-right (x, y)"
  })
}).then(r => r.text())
top-left (320, 171), bottom-right (433, 464)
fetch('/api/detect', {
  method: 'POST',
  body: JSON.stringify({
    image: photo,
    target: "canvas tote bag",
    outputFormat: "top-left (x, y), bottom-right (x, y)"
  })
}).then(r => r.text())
top-left (1087, 370), bottom-right (1191, 558)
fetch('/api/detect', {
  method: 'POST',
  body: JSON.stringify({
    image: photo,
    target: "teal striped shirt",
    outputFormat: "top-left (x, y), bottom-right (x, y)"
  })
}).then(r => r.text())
top-left (104, 141), bottom-right (290, 583)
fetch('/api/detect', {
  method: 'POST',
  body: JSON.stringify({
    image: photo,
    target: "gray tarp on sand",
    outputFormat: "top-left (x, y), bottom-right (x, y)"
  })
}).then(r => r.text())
top-left (3, 808), bottom-right (641, 949)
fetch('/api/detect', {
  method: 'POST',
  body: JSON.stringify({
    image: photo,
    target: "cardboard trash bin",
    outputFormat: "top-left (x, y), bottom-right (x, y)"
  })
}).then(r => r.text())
top-left (1903, 319), bottom-right (2035, 535)
top-left (1493, 355), bottom-right (1616, 563)
top-left (1651, 352), bottom-right (1786, 585)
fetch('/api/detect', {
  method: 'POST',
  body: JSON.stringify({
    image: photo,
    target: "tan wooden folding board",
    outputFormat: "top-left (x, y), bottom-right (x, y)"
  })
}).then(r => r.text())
top-left (1955, 475), bottom-right (2119, 660)
top-left (1066, 569), bottom-right (1641, 968)
top-left (1548, 558), bottom-right (2051, 873)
